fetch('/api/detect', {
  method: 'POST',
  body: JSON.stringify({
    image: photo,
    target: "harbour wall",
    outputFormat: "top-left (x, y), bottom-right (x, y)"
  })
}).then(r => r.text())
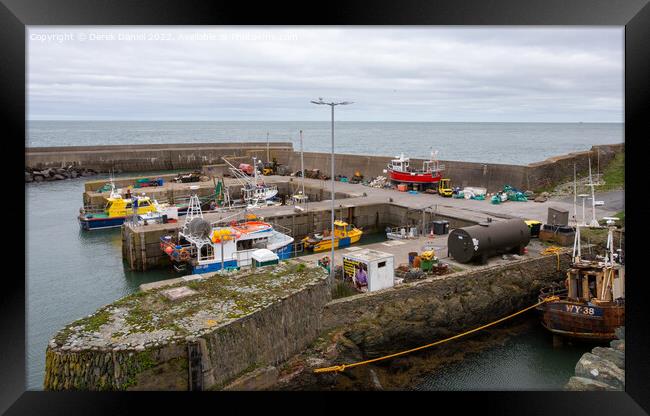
top-left (318, 250), bottom-right (573, 358)
top-left (43, 271), bottom-right (331, 391)
top-left (27, 142), bottom-right (622, 193)
top-left (25, 142), bottom-right (294, 172)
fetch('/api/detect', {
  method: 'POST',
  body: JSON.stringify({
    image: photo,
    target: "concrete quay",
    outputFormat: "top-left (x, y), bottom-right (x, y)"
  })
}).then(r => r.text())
top-left (120, 175), bottom-right (622, 271)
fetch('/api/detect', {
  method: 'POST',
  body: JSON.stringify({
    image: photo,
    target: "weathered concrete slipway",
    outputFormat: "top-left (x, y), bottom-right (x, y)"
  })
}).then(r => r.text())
top-left (27, 142), bottom-right (623, 193)
top-left (44, 250), bottom-right (572, 390)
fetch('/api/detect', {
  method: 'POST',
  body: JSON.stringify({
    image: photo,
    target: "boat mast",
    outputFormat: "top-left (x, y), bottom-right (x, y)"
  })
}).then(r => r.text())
top-left (300, 129), bottom-right (305, 198)
top-left (600, 217), bottom-right (618, 300)
top-left (588, 158), bottom-right (600, 227)
top-left (573, 163), bottom-right (577, 224)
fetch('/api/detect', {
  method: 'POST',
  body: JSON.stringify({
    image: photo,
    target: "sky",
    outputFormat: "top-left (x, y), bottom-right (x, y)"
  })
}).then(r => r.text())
top-left (27, 27), bottom-right (624, 122)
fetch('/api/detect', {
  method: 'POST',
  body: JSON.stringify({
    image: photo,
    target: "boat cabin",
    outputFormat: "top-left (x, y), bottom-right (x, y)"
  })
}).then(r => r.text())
top-left (104, 196), bottom-right (157, 218)
top-left (566, 262), bottom-right (625, 304)
top-left (389, 154), bottom-right (412, 172)
top-left (334, 220), bottom-right (356, 238)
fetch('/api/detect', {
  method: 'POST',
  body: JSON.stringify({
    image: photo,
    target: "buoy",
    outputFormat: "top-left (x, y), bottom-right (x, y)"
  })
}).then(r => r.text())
top-left (164, 246), bottom-right (173, 255)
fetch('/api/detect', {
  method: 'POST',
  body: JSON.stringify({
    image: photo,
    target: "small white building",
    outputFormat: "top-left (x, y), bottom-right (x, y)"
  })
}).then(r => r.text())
top-left (251, 249), bottom-right (280, 268)
top-left (343, 249), bottom-right (394, 292)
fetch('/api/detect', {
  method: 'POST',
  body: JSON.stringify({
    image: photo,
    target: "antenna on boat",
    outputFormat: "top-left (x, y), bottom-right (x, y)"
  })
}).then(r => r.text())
top-left (603, 217), bottom-right (619, 265)
top-left (578, 194), bottom-right (589, 226)
top-left (572, 221), bottom-right (582, 262)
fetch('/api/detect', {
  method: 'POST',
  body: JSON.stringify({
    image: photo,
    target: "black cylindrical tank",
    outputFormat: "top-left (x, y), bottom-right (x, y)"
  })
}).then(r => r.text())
top-left (447, 219), bottom-right (531, 264)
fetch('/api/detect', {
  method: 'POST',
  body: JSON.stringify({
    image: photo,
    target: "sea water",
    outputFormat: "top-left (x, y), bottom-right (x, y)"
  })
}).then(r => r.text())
top-left (27, 121), bottom-right (623, 165)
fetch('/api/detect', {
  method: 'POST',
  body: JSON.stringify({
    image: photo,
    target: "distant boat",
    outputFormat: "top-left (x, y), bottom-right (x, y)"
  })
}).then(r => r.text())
top-left (387, 150), bottom-right (444, 184)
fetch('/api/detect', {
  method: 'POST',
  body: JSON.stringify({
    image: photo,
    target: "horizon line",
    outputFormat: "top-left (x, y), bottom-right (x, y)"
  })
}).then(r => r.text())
top-left (27, 119), bottom-right (624, 124)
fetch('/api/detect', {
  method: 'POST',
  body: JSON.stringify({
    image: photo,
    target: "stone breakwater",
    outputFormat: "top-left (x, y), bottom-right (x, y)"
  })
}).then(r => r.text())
top-left (25, 166), bottom-right (99, 183)
top-left (44, 261), bottom-right (330, 390)
top-left (565, 327), bottom-right (625, 391)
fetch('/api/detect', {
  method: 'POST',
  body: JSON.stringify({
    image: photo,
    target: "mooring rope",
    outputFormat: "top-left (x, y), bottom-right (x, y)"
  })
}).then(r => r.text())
top-left (541, 245), bottom-right (564, 271)
top-left (313, 295), bottom-right (560, 374)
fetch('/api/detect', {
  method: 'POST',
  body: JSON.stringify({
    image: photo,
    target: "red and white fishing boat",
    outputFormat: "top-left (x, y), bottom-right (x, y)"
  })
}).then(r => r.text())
top-left (387, 151), bottom-right (444, 184)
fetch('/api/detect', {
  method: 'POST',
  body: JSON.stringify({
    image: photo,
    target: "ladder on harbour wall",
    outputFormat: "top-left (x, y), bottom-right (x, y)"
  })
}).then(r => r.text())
top-left (188, 341), bottom-right (203, 391)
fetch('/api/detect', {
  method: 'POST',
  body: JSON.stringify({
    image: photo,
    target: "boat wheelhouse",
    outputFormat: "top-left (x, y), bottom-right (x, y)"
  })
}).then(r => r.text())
top-left (387, 151), bottom-right (444, 184)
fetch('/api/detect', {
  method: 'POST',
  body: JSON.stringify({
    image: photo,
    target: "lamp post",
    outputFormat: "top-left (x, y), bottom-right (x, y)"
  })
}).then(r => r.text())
top-left (310, 98), bottom-right (353, 285)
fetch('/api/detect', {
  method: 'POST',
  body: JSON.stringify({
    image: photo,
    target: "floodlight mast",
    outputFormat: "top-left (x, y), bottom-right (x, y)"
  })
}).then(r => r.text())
top-left (310, 99), bottom-right (354, 286)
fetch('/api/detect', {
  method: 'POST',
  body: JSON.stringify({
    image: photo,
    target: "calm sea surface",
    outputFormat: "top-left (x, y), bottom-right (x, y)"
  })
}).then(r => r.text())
top-left (27, 121), bottom-right (623, 165)
top-left (26, 121), bottom-right (621, 390)
top-left (414, 322), bottom-right (593, 391)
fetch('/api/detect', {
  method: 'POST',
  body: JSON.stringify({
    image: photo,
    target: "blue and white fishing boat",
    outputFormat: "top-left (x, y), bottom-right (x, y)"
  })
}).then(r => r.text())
top-left (159, 194), bottom-right (293, 274)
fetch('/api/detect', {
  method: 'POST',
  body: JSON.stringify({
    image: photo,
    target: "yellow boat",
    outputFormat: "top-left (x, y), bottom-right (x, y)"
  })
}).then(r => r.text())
top-left (79, 195), bottom-right (158, 230)
top-left (302, 220), bottom-right (363, 252)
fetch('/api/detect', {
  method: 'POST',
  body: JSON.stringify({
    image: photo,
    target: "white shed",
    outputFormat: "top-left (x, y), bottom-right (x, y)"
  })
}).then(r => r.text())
top-left (251, 249), bottom-right (279, 268)
top-left (342, 249), bottom-right (394, 292)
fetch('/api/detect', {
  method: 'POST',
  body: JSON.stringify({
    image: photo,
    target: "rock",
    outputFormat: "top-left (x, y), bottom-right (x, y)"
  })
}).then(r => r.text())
top-left (534, 196), bottom-right (547, 203)
top-left (524, 190), bottom-right (535, 197)
top-left (53, 174), bottom-right (66, 180)
top-left (25, 172), bottom-right (34, 182)
top-left (33, 175), bottom-right (44, 182)
top-left (541, 192), bottom-right (550, 198)
top-left (81, 171), bottom-right (93, 177)
top-left (565, 376), bottom-right (618, 391)
top-left (614, 326), bottom-right (625, 340)
top-left (610, 339), bottom-right (625, 352)
top-left (591, 347), bottom-right (624, 370)
top-left (575, 352), bottom-right (624, 389)
top-left (70, 171), bottom-right (79, 178)
top-left (388, 357), bottom-right (412, 373)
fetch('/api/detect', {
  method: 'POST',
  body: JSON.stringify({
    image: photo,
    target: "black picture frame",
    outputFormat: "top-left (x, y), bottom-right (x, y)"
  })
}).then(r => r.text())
top-left (4, 0), bottom-right (649, 414)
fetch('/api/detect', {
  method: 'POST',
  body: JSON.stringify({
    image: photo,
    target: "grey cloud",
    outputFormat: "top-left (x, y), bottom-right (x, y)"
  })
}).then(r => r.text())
top-left (27, 27), bottom-right (623, 122)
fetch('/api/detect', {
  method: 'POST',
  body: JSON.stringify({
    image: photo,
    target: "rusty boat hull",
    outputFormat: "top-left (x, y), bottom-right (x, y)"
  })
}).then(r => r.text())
top-left (536, 295), bottom-right (624, 341)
